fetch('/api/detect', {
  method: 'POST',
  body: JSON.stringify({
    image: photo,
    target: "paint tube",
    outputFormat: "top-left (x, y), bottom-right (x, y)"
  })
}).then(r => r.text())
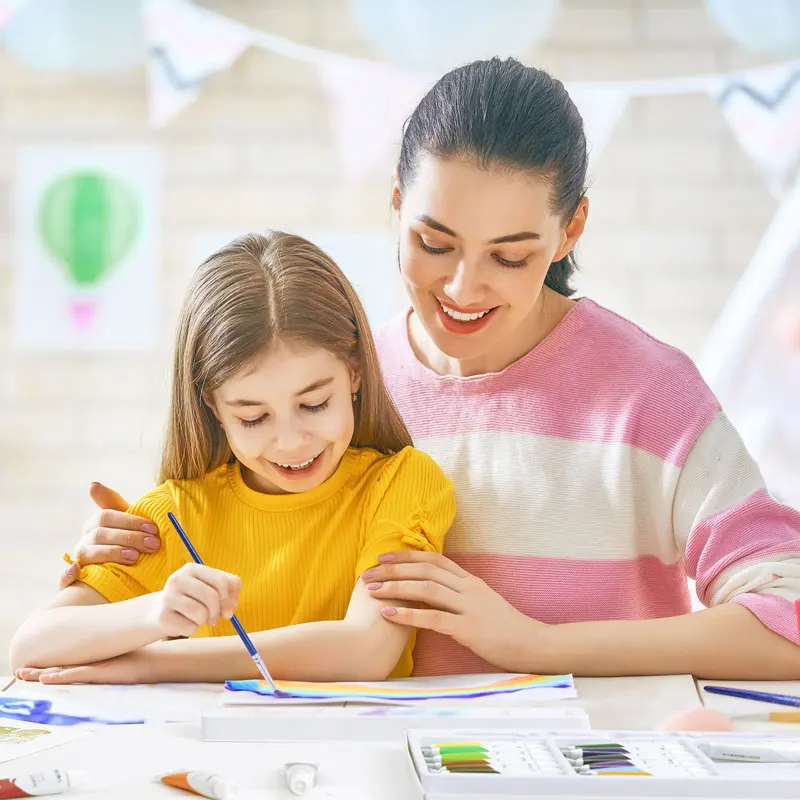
top-left (158, 771), bottom-right (236, 800)
top-left (698, 740), bottom-right (800, 763)
top-left (285, 762), bottom-right (318, 795)
top-left (0, 770), bottom-right (90, 798)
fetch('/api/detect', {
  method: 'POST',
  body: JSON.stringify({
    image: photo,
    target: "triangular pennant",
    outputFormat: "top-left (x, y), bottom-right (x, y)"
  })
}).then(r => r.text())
top-left (316, 54), bottom-right (432, 183)
top-left (709, 62), bottom-right (800, 195)
top-left (567, 86), bottom-right (630, 170)
top-left (0, 0), bottom-right (27, 29)
top-left (143, 0), bottom-right (256, 128)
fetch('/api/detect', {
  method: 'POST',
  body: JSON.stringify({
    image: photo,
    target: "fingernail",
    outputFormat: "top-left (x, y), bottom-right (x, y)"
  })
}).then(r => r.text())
top-left (141, 523), bottom-right (158, 534)
top-left (361, 569), bottom-right (376, 581)
top-left (377, 553), bottom-right (394, 562)
top-left (366, 582), bottom-right (383, 590)
top-left (121, 549), bottom-right (137, 561)
top-left (381, 607), bottom-right (398, 616)
top-left (143, 536), bottom-right (159, 550)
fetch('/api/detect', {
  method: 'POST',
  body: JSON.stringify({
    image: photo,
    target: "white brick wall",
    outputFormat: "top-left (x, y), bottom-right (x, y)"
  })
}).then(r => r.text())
top-left (0, 0), bottom-right (782, 666)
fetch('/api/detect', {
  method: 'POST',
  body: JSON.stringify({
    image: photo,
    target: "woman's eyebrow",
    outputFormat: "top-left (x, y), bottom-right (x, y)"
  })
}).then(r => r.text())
top-left (416, 215), bottom-right (540, 244)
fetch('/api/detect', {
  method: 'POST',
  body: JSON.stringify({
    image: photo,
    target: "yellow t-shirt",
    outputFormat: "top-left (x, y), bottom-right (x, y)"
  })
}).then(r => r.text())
top-left (79, 446), bottom-right (455, 678)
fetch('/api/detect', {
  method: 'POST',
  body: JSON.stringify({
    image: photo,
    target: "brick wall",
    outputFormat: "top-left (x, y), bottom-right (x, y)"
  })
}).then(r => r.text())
top-left (0, 0), bottom-right (777, 665)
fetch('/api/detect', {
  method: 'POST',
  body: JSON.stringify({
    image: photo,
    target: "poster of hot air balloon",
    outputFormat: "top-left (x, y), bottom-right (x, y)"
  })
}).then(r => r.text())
top-left (12, 145), bottom-right (159, 350)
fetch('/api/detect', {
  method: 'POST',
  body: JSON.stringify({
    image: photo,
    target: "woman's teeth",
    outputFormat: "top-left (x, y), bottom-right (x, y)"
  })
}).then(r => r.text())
top-left (440, 303), bottom-right (491, 321)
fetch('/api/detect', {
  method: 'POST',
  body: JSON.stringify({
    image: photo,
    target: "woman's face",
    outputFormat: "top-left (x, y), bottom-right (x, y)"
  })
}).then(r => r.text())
top-left (394, 154), bottom-right (586, 369)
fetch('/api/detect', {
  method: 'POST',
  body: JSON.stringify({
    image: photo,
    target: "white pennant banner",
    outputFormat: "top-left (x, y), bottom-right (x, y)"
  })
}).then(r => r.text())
top-left (317, 55), bottom-right (432, 184)
top-left (709, 62), bottom-right (800, 196)
top-left (0, 0), bottom-right (27, 29)
top-left (143, 0), bottom-right (256, 128)
top-left (567, 86), bottom-right (630, 170)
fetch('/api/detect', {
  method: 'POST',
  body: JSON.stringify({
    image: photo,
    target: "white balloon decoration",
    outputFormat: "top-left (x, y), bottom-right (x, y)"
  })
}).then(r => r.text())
top-left (2, 0), bottom-right (144, 72)
top-left (349, 0), bottom-right (561, 72)
top-left (705, 0), bottom-right (800, 56)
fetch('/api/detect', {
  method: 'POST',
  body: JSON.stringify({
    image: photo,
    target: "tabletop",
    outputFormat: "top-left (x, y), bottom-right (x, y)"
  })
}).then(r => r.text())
top-left (1, 675), bottom-right (797, 798)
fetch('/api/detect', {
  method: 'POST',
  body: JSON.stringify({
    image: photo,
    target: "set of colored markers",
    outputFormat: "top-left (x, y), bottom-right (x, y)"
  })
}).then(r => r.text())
top-left (421, 739), bottom-right (561, 776)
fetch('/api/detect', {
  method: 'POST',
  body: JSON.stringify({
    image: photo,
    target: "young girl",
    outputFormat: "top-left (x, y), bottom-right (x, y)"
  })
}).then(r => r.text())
top-left (10, 232), bottom-right (455, 684)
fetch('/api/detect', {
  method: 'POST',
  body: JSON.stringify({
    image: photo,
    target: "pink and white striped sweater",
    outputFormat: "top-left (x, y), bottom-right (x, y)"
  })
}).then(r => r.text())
top-left (375, 299), bottom-right (800, 676)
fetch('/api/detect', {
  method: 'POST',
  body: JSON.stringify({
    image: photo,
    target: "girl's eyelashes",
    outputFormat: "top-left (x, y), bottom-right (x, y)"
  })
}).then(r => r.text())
top-left (239, 399), bottom-right (330, 427)
top-left (240, 413), bottom-right (268, 429)
top-left (302, 399), bottom-right (330, 414)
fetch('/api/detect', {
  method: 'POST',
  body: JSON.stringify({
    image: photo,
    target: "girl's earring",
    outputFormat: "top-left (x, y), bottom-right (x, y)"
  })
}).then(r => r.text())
top-left (352, 392), bottom-right (358, 403)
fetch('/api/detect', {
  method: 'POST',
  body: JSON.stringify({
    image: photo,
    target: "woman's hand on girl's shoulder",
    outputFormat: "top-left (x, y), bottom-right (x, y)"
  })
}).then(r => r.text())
top-left (59, 482), bottom-right (162, 590)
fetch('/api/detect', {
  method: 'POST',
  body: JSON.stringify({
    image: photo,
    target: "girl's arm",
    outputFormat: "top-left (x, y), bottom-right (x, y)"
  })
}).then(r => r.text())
top-left (10, 564), bottom-right (240, 672)
top-left (126, 581), bottom-right (413, 683)
top-left (9, 583), bottom-right (161, 671)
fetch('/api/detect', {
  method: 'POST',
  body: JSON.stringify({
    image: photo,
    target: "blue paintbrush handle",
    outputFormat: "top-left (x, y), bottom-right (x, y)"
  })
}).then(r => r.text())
top-left (166, 512), bottom-right (279, 694)
top-left (704, 685), bottom-right (800, 708)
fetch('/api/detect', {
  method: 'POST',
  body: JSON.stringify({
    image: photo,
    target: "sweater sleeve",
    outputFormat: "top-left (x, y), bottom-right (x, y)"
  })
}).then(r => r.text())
top-left (674, 412), bottom-right (800, 643)
top-left (78, 484), bottom-right (184, 603)
top-left (356, 447), bottom-right (456, 578)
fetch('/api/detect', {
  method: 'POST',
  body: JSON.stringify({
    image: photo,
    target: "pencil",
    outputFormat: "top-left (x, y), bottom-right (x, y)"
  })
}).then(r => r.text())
top-left (734, 710), bottom-right (800, 723)
top-left (166, 512), bottom-right (280, 695)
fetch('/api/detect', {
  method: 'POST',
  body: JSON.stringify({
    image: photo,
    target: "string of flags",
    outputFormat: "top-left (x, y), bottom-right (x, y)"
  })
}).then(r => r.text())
top-left (1, 0), bottom-right (798, 193)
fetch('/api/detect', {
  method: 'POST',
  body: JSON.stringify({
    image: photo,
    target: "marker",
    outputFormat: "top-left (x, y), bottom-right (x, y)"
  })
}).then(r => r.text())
top-left (703, 685), bottom-right (800, 708)
top-left (166, 512), bottom-right (279, 695)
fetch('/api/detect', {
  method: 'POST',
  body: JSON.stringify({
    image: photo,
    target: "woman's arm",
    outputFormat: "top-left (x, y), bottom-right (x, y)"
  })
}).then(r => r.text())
top-left (9, 583), bottom-right (162, 671)
top-left (130, 581), bottom-right (412, 683)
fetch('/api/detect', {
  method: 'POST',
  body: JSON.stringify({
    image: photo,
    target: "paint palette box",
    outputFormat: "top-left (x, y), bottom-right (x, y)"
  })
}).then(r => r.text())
top-left (404, 729), bottom-right (800, 798)
top-left (201, 703), bottom-right (589, 742)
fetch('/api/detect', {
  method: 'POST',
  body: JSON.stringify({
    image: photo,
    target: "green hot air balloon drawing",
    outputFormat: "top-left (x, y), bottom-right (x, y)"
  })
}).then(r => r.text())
top-left (37, 170), bottom-right (141, 331)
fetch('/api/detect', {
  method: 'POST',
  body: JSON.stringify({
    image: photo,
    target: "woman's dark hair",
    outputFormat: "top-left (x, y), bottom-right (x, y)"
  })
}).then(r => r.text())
top-left (397, 57), bottom-right (588, 297)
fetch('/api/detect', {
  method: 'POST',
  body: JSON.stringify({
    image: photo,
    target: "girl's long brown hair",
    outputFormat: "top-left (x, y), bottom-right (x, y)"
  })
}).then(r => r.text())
top-left (159, 232), bottom-right (412, 483)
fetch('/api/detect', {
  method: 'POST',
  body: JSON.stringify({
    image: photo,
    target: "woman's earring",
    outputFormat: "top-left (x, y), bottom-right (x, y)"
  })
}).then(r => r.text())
top-left (352, 392), bottom-right (358, 403)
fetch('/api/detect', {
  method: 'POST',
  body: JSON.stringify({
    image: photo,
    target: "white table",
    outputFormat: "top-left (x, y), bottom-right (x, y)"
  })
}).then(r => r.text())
top-left (6, 674), bottom-right (796, 798)
top-left (0, 674), bottom-right (709, 798)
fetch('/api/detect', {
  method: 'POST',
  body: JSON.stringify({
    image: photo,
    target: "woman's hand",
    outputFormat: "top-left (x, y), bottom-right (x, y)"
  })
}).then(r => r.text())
top-left (59, 482), bottom-right (161, 589)
top-left (150, 564), bottom-right (242, 638)
top-left (15, 649), bottom-right (159, 686)
top-left (362, 551), bottom-right (546, 673)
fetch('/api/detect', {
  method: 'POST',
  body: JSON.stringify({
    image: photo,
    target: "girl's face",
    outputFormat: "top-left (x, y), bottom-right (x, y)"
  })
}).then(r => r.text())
top-left (210, 342), bottom-right (359, 495)
top-left (395, 154), bottom-right (587, 373)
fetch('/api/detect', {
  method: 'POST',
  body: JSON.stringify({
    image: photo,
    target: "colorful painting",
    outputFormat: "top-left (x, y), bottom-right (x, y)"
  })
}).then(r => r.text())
top-left (225, 673), bottom-right (576, 703)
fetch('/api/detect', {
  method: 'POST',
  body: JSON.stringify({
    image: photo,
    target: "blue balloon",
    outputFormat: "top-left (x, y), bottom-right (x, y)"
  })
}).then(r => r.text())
top-left (705, 0), bottom-right (800, 56)
top-left (349, 0), bottom-right (561, 71)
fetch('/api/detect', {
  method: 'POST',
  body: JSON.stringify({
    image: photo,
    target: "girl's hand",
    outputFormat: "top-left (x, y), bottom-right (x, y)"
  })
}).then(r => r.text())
top-left (59, 482), bottom-right (161, 590)
top-left (16, 649), bottom-right (157, 685)
top-left (362, 551), bottom-right (546, 673)
top-left (149, 564), bottom-right (242, 638)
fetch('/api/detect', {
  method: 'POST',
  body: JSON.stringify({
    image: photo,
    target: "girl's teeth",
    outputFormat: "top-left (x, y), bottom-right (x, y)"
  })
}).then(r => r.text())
top-left (440, 303), bottom-right (490, 322)
top-left (278, 457), bottom-right (315, 470)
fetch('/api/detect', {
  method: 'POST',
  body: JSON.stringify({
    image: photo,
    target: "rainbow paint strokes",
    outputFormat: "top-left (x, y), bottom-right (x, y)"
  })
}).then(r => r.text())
top-left (224, 673), bottom-right (574, 703)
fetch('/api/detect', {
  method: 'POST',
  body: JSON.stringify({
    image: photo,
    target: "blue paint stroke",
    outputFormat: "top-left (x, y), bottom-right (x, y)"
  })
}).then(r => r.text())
top-left (0, 697), bottom-right (143, 726)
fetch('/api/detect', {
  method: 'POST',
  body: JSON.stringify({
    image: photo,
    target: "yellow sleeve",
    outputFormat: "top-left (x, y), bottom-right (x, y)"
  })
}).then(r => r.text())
top-left (78, 484), bottom-right (183, 603)
top-left (356, 448), bottom-right (456, 577)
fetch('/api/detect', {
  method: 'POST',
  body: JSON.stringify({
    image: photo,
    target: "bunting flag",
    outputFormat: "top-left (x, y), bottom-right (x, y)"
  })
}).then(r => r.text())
top-left (709, 62), bottom-right (800, 195)
top-left (317, 55), bottom-right (432, 183)
top-left (143, 0), bottom-right (256, 128)
top-left (0, 0), bottom-right (27, 29)
top-left (567, 86), bottom-right (631, 170)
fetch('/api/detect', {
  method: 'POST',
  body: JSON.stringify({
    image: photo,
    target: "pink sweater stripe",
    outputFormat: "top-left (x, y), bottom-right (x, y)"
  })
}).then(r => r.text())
top-left (375, 300), bottom-right (800, 675)
top-left (381, 301), bottom-right (720, 467)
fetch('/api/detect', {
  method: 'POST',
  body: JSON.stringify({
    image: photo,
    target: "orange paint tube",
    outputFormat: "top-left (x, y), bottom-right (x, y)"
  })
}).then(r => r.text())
top-left (158, 771), bottom-right (236, 800)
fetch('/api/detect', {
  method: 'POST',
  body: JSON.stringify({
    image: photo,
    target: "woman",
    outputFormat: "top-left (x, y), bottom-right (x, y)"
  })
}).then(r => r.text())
top-left (55, 58), bottom-right (800, 680)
